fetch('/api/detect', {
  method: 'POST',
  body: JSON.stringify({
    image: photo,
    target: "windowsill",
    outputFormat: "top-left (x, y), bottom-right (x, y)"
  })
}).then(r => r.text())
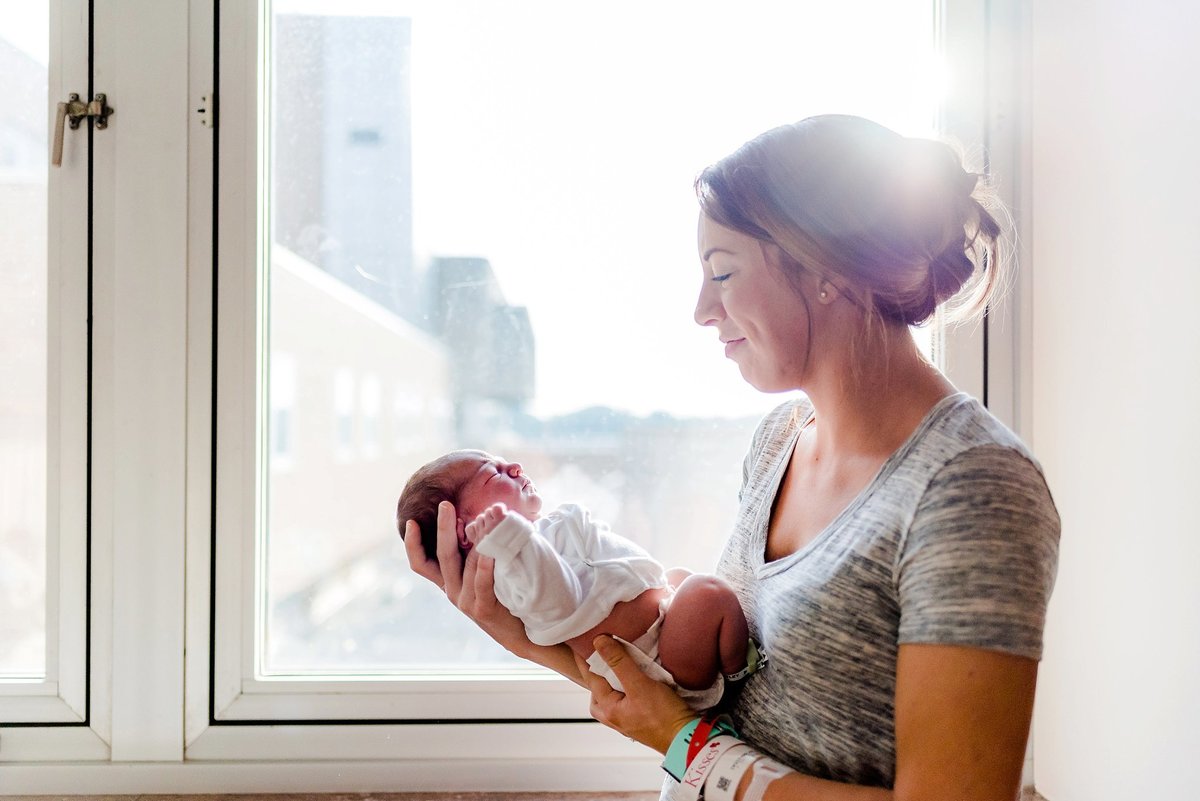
top-left (0, 795), bottom-right (659, 801)
top-left (1, 789), bottom-right (1049, 800)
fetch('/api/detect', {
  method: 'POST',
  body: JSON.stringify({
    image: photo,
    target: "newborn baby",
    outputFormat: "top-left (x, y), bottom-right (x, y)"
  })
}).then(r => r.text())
top-left (397, 449), bottom-right (764, 710)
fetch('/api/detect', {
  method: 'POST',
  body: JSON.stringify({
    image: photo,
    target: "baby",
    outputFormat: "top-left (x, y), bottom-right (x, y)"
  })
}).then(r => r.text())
top-left (397, 449), bottom-right (763, 710)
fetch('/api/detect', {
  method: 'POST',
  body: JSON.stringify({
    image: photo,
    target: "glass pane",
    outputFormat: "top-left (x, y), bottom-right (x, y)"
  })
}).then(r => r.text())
top-left (0, 8), bottom-right (49, 678)
top-left (263, 0), bottom-right (939, 674)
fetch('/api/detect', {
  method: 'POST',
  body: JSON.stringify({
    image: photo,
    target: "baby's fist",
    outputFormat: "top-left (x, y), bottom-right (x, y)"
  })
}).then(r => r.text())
top-left (465, 502), bottom-right (508, 545)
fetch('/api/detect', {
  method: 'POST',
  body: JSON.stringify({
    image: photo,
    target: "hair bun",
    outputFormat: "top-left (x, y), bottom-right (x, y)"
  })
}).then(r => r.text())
top-left (960, 170), bottom-right (981, 198)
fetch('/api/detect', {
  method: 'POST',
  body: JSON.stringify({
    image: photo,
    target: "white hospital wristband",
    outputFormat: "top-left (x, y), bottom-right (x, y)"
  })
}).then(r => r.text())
top-left (676, 735), bottom-right (743, 801)
top-left (742, 756), bottom-right (792, 801)
top-left (702, 744), bottom-right (759, 801)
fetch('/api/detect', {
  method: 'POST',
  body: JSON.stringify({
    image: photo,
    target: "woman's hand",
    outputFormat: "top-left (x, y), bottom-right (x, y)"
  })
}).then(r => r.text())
top-left (402, 500), bottom-right (534, 659)
top-left (575, 635), bottom-right (698, 754)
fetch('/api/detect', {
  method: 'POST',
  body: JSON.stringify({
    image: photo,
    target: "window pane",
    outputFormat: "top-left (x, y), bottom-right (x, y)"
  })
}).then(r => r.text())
top-left (0, 8), bottom-right (49, 678)
top-left (264, 0), bottom-right (938, 674)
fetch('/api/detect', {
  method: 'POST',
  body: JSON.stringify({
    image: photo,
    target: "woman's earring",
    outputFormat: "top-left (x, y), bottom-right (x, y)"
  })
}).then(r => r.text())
top-left (818, 282), bottom-right (833, 303)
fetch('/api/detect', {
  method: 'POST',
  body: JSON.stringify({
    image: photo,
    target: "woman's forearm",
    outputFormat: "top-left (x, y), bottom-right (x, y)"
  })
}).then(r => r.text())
top-left (519, 640), bottom-right (587, 687)
top-left (737, 769), bottom-right (891, 801)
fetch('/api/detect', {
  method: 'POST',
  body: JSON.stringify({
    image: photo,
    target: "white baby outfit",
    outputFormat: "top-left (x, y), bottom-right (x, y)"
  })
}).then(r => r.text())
top-left (475, 504), bottom-right (724, 710)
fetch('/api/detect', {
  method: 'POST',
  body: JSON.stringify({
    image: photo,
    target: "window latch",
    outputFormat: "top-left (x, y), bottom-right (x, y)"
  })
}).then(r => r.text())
top-left (51, 92), bottom-right (115, 167)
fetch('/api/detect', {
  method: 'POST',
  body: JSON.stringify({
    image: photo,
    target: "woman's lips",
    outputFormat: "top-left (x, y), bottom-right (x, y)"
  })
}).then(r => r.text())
top-left (724, 338), bottom-right (745, 357)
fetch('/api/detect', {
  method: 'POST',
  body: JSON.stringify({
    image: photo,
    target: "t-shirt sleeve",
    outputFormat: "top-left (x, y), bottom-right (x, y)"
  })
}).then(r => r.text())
top-left (896, 445), bottom-right (1060, 659)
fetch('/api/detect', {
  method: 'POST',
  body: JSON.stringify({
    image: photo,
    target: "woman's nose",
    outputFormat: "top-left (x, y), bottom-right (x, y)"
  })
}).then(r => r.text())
top-left (694, 281), bottom-right (722, 327)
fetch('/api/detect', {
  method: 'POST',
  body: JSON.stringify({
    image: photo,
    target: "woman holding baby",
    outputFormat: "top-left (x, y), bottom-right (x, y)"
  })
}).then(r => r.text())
top-left (404, 114), bottom-right (1059, 801)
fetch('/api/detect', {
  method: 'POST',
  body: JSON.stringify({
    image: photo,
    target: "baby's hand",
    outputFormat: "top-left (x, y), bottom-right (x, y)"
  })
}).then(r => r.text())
top-left (465, 503), bottom-right (509, 546)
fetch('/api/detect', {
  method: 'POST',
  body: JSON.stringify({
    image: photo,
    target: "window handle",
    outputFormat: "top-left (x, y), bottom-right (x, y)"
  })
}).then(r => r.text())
top-left (51, 92), bottom-right (114, 167)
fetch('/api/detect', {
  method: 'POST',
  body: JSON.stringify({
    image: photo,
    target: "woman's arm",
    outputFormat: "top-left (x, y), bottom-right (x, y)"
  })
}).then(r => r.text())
top-left (892, 643), bottom-right (1036, 801)
top-left (584, 637), bottom-right (1034, 801)
top-left (402, 500), bottom-right (585, 686)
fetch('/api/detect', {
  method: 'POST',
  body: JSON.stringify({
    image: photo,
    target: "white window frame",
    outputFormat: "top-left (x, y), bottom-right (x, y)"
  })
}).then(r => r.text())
top-left (1, 0), bottom-right (195, 771)
top-left (0, 0), bottom-right (96, 741)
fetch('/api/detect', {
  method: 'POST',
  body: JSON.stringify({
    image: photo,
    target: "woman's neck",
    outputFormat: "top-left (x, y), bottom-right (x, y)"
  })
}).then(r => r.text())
top-left (801, 325), bottom-right (956, 461)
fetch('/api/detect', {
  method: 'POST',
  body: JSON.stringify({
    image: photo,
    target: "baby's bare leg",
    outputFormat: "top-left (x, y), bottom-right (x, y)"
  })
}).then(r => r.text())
top-left (657, 574), bottom-right (749, 691)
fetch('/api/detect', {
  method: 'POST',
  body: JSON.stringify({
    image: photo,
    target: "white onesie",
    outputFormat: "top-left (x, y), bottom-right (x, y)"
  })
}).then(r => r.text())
top-left (475, 504), bottom-right (724, 710)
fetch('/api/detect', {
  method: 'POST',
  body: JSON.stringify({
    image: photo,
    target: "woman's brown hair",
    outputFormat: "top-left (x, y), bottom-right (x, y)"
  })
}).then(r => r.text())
top-left (695, 115), bottom-right (1006, 329)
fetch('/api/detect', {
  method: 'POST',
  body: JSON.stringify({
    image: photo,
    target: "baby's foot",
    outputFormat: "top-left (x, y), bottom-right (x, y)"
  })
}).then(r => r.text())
top-left (465, 502), bottom-right (508, 545)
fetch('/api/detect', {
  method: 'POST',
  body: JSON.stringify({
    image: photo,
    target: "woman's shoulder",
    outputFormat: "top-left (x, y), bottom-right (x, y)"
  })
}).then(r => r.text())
top-left (905, 393), bottom-right (1059, 531)
top-left (912, 392), bottom-right (1044, 474)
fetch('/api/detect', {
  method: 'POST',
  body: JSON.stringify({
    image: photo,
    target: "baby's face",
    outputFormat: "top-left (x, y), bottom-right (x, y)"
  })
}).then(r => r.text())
top-left (455, 451), bottom-right (543, 523)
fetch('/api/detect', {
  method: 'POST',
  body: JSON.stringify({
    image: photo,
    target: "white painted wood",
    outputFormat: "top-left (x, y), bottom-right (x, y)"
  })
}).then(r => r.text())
top-left (183, 0), bottom-right (217, 750)
top-left (85, 0), bottom-right (119, 754)
top-left (0, 693), bottom-right (82, 722)
top-left (218, 675), bottom-right (588, 720)
top-left (94, 0), bottom-right (190, 762)
top-left (187, 721), bottom-right (653, 762)
top-left (0, 727), bottom-right (110, 763)
top-left (208, 0), bottom-right (262, 724)
top-left (49, 0), bottom-right (93, 728)
top-left (0, 756), bottom-right (662, 794)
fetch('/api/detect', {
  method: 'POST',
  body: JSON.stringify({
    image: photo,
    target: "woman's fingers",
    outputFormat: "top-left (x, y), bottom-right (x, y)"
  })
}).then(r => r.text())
top-left (402, 519), bottom-right (444, 588)
top-left (584, 635), bottom-right (697, 754)
top-left (434, 501), bottom-right (465, 600)
top-left (472, 551), bottom-right (498, 608)
top-left (573, 649), bottom-right (621, 703)
top-left (591, 635), bottom-right (652, 695)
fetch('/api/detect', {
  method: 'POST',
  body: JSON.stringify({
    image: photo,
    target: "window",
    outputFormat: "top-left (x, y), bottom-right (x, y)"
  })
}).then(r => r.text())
top-left (270, 352), bottom-right (296, 467)
top-left (0, 9), bottom-right (50, 676)
top-left (0, 0), bottom-right (90, 731)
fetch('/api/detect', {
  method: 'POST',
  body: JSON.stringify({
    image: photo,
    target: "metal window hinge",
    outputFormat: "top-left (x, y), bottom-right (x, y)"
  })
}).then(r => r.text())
top-left (51, 92), bottom-right (115, 167)
top-left (198, 93), bottom-right (217, 129)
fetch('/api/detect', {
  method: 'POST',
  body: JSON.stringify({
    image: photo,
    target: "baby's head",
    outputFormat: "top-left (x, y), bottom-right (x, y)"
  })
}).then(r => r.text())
top-left (396, 449), bottom-right (543, 559)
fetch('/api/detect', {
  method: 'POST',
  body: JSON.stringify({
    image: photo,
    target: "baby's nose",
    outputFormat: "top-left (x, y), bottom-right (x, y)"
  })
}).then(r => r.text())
top-left (506, 462), bottom-right (523, 477)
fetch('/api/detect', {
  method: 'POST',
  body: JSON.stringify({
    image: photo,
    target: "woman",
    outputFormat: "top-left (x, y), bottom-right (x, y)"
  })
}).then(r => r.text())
top-left (403, 115), bottom-right (1059, 801)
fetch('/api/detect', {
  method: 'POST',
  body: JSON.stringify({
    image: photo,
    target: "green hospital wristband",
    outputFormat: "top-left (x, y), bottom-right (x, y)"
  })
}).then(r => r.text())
top-left (662, 715), bottom-right (740, 782)
top-left (662, 717), bottom-right (701, 781)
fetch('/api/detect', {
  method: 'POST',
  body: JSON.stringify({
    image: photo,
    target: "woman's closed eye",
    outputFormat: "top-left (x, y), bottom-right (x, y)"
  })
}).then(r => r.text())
top-left (710, 272), bottom-right (732, 283)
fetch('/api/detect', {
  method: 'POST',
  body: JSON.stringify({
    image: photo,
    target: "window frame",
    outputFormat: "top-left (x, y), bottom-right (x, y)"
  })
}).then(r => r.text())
top-left (0, 0), bottom-right (92, 732)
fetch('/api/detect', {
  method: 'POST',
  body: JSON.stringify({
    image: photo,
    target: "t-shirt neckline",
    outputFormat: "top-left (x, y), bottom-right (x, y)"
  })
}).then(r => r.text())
top-left (754, 391), bottom-right (970, 577)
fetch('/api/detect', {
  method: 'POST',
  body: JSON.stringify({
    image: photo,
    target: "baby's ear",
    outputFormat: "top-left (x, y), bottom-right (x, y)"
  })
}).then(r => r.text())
top-left (456, 517), bottom-right (471, 550)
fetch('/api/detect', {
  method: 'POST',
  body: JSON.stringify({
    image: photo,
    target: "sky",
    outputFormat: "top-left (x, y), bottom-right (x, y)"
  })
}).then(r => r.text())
top-left (6, 1), bottom-right (943, 419)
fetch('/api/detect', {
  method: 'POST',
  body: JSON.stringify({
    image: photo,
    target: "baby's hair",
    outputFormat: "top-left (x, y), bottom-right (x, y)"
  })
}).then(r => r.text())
top-left (396, 451), bottom-right (478, 559)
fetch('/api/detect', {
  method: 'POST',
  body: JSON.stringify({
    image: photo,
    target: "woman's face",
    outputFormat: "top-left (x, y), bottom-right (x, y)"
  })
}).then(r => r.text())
top-left (694, 215), bottom-right (819, 393)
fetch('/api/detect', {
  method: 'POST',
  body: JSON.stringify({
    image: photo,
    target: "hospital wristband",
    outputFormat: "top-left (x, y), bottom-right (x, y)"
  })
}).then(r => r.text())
top-left (662, 717), bottom-right (702, 781)
top-left (662, 714), bottom-right (738, 782)
top-left (676, 735), bottom-right (744, 801)
top-left (702, 743), bottom-right (759, 801)
top-left (742, 755), bottom-right (793, 801)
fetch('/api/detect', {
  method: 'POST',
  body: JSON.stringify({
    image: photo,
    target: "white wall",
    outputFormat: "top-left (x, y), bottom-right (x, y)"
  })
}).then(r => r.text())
top-left (1029, 2), bottom-right (1200, 799)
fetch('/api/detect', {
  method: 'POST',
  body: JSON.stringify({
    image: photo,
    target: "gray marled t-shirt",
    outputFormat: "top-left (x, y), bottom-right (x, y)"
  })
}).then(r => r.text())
top-left (665, 392), bottom-right (1059, 795)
